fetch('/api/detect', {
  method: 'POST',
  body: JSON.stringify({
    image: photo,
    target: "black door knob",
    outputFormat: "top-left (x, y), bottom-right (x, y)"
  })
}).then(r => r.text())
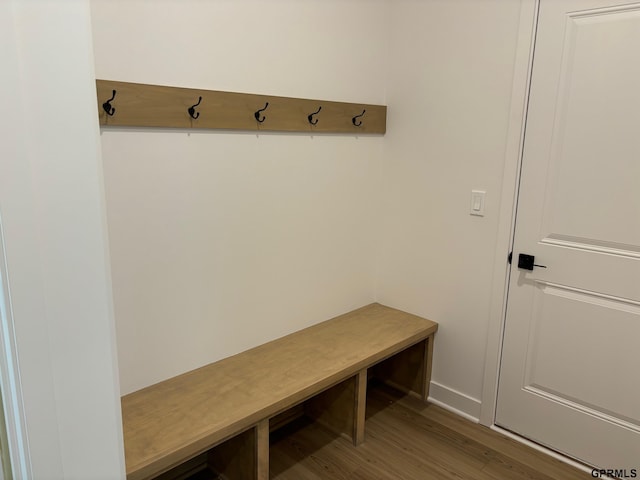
top-left (518, 254), bottom-right (547, 271)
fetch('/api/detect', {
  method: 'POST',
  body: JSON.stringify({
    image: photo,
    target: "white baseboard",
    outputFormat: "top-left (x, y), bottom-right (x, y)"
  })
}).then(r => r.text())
top-left (427, 381), bottom-right (482, 423)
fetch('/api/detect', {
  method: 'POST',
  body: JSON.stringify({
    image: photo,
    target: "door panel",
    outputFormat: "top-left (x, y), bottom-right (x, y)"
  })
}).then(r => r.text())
top-left (526, 283), bottom-right (640, 427)
top-left (543, 6), bottom-right (640, 250)
top-left (496, 0), bottom-right (640, 468)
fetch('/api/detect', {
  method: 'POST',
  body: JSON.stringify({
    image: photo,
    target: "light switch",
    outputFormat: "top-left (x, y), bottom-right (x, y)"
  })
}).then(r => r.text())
top-left (470, 190), bottom-right (486, 216)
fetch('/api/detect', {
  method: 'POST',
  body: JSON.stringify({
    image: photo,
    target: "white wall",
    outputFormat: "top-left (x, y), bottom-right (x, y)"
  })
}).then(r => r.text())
top-left (0, 0), bottom-right (125, 478)
top-left (90, 0), bottom-right (388, 394)
top-left (91, 0), bottom-right (528, 421)
top-left (378, 0), bottom-right (523, 419)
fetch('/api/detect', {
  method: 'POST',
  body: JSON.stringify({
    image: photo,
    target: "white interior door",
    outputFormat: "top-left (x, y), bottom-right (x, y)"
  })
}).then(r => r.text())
top-left (496, 0), bottom-right (640, 469)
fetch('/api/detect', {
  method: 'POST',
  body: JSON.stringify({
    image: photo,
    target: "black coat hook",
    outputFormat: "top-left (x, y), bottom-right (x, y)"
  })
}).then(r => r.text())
top-left (102, 90), bottom-right (116, 116)
top-left (188, 96), bottom-right (202, 119)
top-left (352, 109), bottom-right (366, 127)
top-left (308, 106), bottom-right (322, 125)
top-left (255, 102), bottom-right (269, 123)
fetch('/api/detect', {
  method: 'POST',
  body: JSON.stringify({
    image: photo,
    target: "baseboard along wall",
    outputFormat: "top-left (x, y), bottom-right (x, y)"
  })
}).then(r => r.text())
top-left (427, 381), bottom-right (482, 423)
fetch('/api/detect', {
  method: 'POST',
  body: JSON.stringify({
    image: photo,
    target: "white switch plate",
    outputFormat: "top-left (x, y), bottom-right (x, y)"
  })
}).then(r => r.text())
top-left (470, 190), bottom-right (486, 216)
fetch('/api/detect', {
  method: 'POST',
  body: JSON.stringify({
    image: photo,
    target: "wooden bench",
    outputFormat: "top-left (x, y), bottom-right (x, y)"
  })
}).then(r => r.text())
top-left (121, 303), bottom-right (438, 480)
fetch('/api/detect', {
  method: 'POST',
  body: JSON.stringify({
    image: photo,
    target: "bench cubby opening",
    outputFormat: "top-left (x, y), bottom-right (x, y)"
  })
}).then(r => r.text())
top-left (369, 336), bottom-right (434, 402)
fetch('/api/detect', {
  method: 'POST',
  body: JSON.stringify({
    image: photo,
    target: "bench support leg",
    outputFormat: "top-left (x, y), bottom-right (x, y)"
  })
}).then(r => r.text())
top-left (353, 369), bottom-right (367, 446)
top-left (256, 419), bottom-right (269, 480)
top-left (423, 334), bottom-right (435, 401)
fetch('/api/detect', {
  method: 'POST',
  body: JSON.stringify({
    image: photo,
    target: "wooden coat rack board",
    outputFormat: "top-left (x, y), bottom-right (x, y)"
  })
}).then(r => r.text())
top-left (96, 80), bottom-right (387, 134)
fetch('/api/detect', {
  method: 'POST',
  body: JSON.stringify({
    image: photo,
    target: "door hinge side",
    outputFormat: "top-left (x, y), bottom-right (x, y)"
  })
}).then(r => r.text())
top-left (508, 252), bottom-right (513, 264)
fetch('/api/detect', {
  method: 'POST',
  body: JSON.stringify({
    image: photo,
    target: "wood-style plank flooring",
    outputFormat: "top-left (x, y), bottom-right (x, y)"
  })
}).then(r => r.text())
top-left (269, 383), bottom-right (591, 480)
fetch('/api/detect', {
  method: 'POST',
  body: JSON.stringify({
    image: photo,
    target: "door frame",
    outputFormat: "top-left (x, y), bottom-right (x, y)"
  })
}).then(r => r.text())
top-left (0, 1), bottom-right (126, 477)
top-left (479, 0), bottom-right (539, 426)
top-left (0, 218), bottom-right (31, 480)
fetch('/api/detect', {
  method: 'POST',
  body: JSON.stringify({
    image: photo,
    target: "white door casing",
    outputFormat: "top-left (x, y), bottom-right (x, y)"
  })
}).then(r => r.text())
top-left (0, 1), bottom-right (126, 478)
top-left (496, 0), bottom-right (640, 469)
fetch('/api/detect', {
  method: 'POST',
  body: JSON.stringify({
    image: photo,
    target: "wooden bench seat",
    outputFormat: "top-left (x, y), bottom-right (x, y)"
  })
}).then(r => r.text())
top-left (121, 303), bottom-right (438, 480)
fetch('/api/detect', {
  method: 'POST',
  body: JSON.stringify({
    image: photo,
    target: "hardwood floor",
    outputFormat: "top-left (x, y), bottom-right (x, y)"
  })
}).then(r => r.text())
top-left (269, 382), bottom-right (591, 480)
